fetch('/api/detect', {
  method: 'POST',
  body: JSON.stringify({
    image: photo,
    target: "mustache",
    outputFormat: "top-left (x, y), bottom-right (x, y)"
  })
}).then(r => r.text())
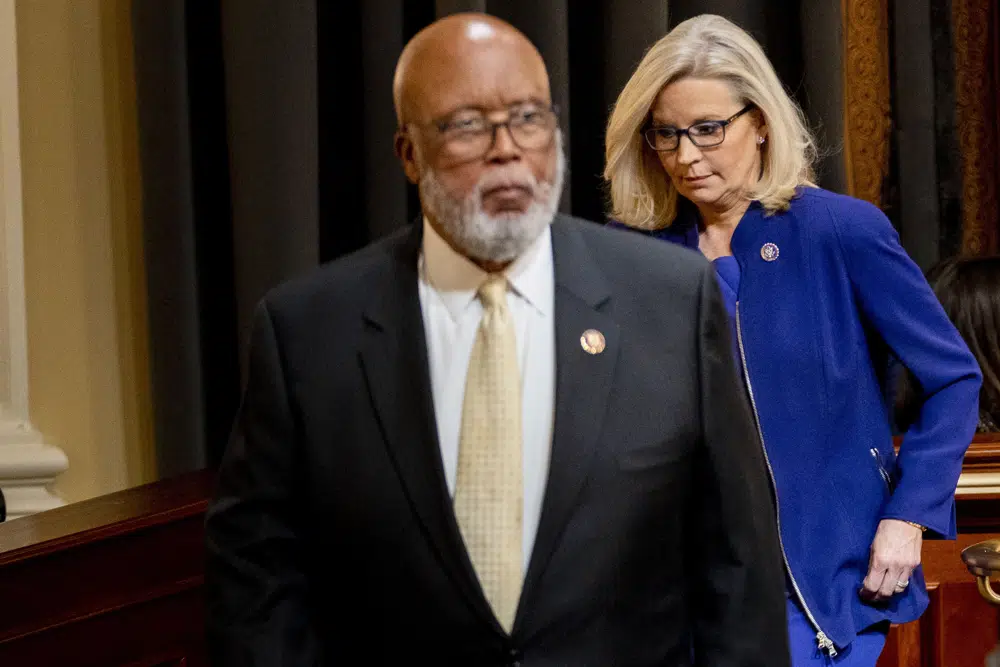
top-left (475, 167), bottom-right (549, 199)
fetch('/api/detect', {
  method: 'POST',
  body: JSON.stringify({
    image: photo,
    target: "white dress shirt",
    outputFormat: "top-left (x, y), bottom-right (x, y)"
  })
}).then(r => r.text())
top-left (417, 218), bottom-right (556, 571)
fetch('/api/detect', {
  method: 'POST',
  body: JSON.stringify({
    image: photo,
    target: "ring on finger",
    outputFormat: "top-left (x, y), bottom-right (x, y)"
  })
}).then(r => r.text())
top-left (895, 579), bottom-right (909, 590)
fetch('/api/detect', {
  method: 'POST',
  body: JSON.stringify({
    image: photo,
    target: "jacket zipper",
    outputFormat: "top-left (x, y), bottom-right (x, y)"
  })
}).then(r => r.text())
top-left (735, 303), bottom-right (838, 657)
top-left (870, 448), bottom-right (892, 491)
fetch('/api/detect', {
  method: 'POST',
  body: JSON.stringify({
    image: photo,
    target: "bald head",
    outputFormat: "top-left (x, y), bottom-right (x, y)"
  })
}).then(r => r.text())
top-left (393, 13), bottom-right (550, 126)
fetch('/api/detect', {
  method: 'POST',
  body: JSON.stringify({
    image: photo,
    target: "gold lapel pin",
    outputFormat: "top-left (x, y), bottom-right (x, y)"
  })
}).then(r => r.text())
top-left (580, 329), bottom-right (606, 355)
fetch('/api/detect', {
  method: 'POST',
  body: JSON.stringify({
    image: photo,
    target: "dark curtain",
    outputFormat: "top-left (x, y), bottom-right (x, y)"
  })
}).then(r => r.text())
top-left (132, 0), bottom-right (845, 476)
top-left (133, 1), bottom-right (240, 478)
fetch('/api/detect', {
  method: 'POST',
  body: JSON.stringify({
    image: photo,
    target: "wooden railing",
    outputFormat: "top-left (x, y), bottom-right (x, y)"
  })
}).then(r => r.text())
top-left (962, 436), bottom-right (1000, 475)
top-left (0, 470), bottom-right (214, 667)
top-left (879, 433), bottom-right (1000, 667)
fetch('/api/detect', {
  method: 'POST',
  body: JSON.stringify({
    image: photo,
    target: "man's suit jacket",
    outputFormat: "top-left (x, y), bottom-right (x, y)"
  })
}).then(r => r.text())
top-left (205, 215), bottom-right (790, 667)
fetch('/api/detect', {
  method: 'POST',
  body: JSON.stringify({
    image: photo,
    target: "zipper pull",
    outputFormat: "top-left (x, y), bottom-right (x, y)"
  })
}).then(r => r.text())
top-left (816, 631), bottom-right (838, 657)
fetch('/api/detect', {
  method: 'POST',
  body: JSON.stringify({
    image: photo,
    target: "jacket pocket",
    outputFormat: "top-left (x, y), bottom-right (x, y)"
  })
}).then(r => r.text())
top-left (870, 447), bottom-right (894, 493)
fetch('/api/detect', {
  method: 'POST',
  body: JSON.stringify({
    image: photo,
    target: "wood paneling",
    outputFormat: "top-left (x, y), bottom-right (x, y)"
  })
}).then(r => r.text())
top-left (843, 0), bottom-right (892, 207)
top-left (877, 434), bottom-right (1000, 666)
top-left (879, 540), bottom-right (1000, 667)
top-left (952, 0), bottom-right (999, 255)
top-left (964, 438), bottom-right (1000, 475)
top-left (926, 582), bottom-right (998, 666)
top-left (0, 470), bottom-right (214, 667)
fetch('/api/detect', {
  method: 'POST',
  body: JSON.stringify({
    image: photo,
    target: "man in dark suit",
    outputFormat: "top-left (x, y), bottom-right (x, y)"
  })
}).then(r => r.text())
top-left (205, 13), bottom-right (789, 666)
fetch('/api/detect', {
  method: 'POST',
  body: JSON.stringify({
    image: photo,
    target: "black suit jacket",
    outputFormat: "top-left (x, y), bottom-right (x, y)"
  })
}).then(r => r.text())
top-left (205, 216), bottom-right (789, 666)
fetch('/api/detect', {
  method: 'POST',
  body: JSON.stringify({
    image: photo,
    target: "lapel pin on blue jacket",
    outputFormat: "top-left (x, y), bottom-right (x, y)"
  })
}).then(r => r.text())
top-left (761, 242), bottom-right (780, 262)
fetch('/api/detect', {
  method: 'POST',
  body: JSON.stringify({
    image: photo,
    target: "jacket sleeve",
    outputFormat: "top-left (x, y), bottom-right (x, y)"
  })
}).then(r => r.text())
top-left (690, 263), bottom-right (790, 667)
top-left (205, 300), bottom-right (325, 667)
top-left (832, 199), bottom-right (982, 538)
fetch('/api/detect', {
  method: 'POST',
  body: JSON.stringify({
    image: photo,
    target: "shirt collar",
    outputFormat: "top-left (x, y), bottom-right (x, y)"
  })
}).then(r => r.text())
top-left (420, 216), bottom-right (553, 320)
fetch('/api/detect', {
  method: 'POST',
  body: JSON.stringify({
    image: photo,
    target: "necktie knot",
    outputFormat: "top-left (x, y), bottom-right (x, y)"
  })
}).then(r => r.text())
top-left (478, 275), bottom-right (508, 310)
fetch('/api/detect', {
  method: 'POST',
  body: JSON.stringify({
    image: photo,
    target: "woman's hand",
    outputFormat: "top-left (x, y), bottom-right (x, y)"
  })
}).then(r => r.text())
top-left (860, 519), bottom-right (923, 603)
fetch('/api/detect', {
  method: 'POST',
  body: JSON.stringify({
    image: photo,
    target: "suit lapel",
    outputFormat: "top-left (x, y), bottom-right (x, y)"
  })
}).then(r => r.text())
top-left (358, 225), bottom-right (501, 632)
top-left (517, 219), bottom-right (620, 630)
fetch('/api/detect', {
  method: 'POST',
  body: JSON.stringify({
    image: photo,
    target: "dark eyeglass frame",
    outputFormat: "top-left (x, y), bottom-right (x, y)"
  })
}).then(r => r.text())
top-left (643, 105), bottom-right (754, 152)
top-left (402, 102), bottom-right (560, 161)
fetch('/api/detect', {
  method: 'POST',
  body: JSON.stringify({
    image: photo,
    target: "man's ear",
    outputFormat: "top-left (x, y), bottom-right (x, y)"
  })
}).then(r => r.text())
top-left (394, 130), bottom-right (421, 184)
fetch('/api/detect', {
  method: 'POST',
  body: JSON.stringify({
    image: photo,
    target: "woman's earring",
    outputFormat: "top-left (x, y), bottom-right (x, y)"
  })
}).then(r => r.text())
top-left (757, 136), bottom-right (766, 145)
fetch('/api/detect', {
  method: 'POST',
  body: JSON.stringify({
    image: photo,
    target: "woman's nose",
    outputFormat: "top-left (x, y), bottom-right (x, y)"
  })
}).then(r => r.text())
top-left (675, 134), bottom-right (702, 164)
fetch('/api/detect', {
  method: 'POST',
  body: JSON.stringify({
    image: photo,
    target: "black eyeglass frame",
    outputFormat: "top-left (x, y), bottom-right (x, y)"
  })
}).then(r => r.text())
top-left (400, 102), bottom-right (560, 161)
top-left (643, 105), bottom-right (754, 152)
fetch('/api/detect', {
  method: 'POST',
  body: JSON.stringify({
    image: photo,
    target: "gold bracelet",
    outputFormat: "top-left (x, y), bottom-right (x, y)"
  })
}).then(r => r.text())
top-left (903, 520), bottom-right (927, 532)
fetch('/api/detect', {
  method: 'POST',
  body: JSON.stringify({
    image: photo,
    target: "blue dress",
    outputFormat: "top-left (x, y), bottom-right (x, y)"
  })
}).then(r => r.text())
top-left (712, 255), bottom-right (742, 375)
top-left (712, 255), bottom-right (740, 314)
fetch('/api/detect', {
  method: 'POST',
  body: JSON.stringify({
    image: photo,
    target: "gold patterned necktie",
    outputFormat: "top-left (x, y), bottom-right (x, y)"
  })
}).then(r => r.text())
top-left (453, 274), bottom-right (523, 633)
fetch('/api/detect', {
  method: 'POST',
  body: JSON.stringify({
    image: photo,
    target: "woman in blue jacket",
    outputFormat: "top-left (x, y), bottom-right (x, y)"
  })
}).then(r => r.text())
top-left (604, 14), bottom-right (982, 666)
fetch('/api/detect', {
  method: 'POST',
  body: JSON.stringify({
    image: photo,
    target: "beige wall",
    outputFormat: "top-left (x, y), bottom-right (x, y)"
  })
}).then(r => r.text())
top-left (16, 0), bottom-right (155, 503)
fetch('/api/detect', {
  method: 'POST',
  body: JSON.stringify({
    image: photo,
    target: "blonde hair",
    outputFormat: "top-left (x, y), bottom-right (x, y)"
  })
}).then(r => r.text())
top-left (604, 14), bottom-right (817, 230)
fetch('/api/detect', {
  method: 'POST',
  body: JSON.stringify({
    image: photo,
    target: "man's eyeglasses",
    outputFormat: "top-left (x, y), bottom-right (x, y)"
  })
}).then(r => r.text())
top-left (406, 103), bottom-right (559, 162)
top-left (643, 105), bottom-right (754, 152)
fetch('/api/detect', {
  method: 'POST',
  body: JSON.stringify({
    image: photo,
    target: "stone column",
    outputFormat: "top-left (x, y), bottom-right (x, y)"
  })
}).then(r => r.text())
top-left (0, 0), bottom-right (68, 519)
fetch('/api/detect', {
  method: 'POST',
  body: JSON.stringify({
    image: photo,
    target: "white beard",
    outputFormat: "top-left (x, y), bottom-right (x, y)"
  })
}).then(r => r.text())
top-left (419, 137), bottom-right (565, 264)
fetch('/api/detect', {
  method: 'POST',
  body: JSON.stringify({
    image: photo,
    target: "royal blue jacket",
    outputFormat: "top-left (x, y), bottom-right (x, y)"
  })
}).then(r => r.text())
top-left (610, 187), bottom-right (981, 652)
